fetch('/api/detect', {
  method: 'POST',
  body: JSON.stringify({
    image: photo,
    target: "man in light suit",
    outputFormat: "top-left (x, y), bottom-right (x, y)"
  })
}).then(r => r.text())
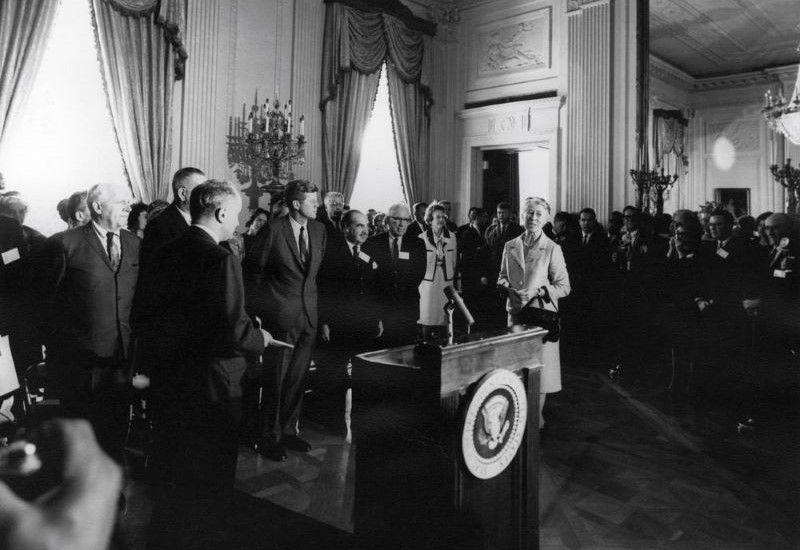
top-left (34, 183), bottom-right (139, 461)
top-left (244, 180), bottom-right (327, 461)
top-left (134, 180), bottom-right (272, 490)
top-left (362, 203), bottom-right (426, 348)
top-left (140, 167), bottom-right (205, 263)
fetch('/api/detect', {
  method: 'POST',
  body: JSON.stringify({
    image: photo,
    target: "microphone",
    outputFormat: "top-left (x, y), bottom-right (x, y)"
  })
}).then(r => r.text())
top-left (444, 285), bottom-right (475, 325)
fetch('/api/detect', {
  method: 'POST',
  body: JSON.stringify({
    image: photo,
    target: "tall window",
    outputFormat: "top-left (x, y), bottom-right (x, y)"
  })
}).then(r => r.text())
top-left (348, 65), bottom-right (406, 213)
top-left (0, 0), bottom-right (127, 237)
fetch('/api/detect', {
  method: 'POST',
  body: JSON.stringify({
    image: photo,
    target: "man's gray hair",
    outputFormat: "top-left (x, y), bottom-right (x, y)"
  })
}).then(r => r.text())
top-left (189, 179), bottom-right (239, 222)
top-left (324, 191), bottom-right (344, 205)
top-left (387, 203), bottom-right (411, 217)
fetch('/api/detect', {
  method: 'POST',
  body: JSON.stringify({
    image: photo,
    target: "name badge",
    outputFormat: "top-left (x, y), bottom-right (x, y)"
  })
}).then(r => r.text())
top-left (398, 251), bottom-right (410, 260)
top-left (774, 269), bottom-right (787, 279)
top-left (1, 247), bottom-right (20, 265)
top-left (358, 251), bottom-right (371, 263)
top-left (716, 248), bottom-right (729, 259)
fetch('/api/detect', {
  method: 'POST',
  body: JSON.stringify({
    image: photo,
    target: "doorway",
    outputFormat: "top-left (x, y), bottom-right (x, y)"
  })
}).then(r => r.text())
top-left (481, 146), bottom-right (550, 216)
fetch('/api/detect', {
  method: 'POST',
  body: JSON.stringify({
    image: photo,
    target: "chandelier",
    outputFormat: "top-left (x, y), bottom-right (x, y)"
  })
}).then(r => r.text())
top-left (762, 47), bottom-right (800, 145)
top-left (770, 159), bottom-right (800, 215)
top-left (227, 90), bottom-right (305, 192)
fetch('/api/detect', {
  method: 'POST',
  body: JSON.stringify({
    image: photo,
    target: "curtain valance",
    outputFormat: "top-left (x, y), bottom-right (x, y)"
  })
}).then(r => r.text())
top-left (321, 2), bottom-right (432, 109)
top-left (653, 109), bottom-right (689, 171)
top-left (100, 0), bottom-right (186, 79)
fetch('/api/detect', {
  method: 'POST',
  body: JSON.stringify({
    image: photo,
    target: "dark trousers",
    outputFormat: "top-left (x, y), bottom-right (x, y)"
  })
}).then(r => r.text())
top-left (261, 324), bottom-right (316, 438)
top-left (379, 302), bottom-right (419, 349)
top-left (52, 354), bottom-right (129, 463)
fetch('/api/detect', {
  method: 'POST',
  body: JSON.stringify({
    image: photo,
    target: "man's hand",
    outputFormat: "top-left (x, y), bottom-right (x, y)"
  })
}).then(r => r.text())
top-left (260, 329), bottom-right (273, 348)
top-left (743, 298), bottom-right (761, 317)
top-left (0, 419), bottom-right (122, 550)
top-left (320, 324), bottom-right (331, 343)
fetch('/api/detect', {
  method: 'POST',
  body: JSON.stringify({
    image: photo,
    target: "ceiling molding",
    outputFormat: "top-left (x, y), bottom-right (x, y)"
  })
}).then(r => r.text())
top-left (650, 55), bottom-right (695, 89)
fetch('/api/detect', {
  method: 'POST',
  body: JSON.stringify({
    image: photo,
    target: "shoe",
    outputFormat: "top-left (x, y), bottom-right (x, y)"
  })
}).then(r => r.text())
top-left (254, 436), bottom-right (287, 462)
top-left (281, 435), bottom-right (311, 453)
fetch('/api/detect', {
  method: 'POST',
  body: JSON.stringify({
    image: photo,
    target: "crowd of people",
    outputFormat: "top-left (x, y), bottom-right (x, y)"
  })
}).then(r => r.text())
top-left (1, 168), bottom-right (799, 548)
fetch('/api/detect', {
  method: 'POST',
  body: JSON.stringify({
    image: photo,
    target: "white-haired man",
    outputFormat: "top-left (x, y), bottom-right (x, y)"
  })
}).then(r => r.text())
top-left (362, 202), bottom-right (426, 348)
top-left (318, 191), bottom-right (345, 236)
top-left (35, 182), bottom-right (139, 462)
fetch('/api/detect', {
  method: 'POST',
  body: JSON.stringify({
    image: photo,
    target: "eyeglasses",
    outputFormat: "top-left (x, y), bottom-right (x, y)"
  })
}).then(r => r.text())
top-left (390, 217), bottom-right (413, 223)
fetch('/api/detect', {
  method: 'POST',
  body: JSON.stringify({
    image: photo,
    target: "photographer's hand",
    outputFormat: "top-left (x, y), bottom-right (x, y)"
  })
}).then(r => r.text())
top-left (0, 419), bottom-right (122, 550)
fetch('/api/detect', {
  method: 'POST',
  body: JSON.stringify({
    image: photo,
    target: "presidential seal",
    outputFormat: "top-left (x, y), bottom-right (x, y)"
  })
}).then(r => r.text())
top-left (461, 369), bottom-right (527, 480)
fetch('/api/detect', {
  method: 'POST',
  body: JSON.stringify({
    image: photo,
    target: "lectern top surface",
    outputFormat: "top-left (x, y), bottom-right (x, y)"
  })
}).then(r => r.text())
top-left (354, 326), bottom-right (547, 369)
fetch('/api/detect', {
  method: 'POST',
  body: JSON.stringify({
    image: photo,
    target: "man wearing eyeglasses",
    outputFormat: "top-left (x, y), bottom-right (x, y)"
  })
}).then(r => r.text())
top-left (363, 203), bottom-right (426, 348)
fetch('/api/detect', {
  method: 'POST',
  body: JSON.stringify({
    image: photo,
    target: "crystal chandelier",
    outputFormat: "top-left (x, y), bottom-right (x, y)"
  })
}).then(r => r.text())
top-left (227, 90), bottom-right (305, 192)
top-left (762, 47), bottom-right (800, 145)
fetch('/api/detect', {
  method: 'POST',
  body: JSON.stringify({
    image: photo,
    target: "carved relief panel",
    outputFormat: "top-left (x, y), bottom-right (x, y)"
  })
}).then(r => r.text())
top-left (467, 5), bottom-right (555, 93)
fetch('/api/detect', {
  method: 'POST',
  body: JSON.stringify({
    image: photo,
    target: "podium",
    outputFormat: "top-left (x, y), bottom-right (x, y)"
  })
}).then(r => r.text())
top-left (351, 327), bottom-right (545, 550)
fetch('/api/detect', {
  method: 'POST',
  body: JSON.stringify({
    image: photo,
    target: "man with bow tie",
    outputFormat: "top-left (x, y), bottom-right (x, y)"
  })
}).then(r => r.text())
top-left (34, 182), bottom-right (139, 462)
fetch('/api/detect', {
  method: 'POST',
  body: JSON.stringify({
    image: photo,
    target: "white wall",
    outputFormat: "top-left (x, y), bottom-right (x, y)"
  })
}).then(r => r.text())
top-left (650, 59), bottom-right (796, 216)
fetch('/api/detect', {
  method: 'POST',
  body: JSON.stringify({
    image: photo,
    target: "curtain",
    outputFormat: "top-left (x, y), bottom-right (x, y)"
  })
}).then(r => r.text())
top-left (653, 109), bottom-right (689, 175)
top-left (0, 0), bottom-right (59, 155)
top-left (90, 0), bottom-right (186, 203)
top-left (321, 1), bottom-right (434, 204)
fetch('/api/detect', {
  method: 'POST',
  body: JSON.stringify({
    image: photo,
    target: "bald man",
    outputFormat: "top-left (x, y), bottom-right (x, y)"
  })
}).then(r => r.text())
top-left (34, 182), bottom-right (139, 461)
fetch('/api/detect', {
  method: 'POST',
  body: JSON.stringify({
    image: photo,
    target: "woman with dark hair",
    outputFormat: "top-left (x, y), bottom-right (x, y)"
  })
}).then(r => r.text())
top-left (243, 208), bottom-right (269, 258)
top-left (127, 202), bottom-right (149, 239)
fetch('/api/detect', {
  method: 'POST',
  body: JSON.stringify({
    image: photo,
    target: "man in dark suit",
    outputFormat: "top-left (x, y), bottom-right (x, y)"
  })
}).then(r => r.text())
top-left (134, 179), bottom-right (271, 490)
top-left (315, 209), bottom-right (379, 433)
top-left (362, 203), bottom-right (426, 348)
top-left (405, 201), bottom-right (428, 239)
top-left (317, 191), bottom-right (345, 238)
top-left (244, 180), bottom-right (327, 461)
top-left (456, 207), bottom-right (492, 329)
top-left (140, 167), bottom-right (205, 262)
top-left (34, 183), bottom-right (139, 461)
top-left (485, 201), bottom-right (524, 279)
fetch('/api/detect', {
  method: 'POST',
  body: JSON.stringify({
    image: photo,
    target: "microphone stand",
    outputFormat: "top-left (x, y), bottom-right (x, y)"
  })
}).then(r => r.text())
top-left (444, 301), bottom-right (455, 346)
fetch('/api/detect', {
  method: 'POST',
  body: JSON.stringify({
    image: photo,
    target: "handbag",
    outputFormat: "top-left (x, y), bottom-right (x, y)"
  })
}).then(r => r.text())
top-left (520, 292), bottom-right (560, 343)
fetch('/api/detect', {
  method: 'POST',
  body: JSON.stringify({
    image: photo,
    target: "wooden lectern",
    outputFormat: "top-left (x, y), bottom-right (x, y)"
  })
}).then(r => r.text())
top-left (351, 327), bottom-right (545, 550)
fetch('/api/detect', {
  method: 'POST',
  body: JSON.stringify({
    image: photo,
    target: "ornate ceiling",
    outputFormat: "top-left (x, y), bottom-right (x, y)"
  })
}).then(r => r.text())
top-left (650, 0), bottom-right (800, 78)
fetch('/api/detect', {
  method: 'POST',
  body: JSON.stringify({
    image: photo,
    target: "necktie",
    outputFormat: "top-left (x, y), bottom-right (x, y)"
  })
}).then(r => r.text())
top-left (353, 244), bottom-right (359, 260)
top-left (299, 226), bottom-right (308, 266)
top-left (106, 232), bottom-right (120, 271)
top-left (392, 237), bottom-right (399, 262)
top-left (583, 234), bottom-right (588, 246)
top-left (770, 247), bottom-right (780, 265)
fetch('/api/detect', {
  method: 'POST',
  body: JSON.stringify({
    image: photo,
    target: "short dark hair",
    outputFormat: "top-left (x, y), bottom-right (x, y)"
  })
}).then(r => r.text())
top-left (342, 209), bottom-right (364, 228)
top-left (285, 179), bottom-right (318, 209)
top-left (413, 201), bottom-right (428, 212)
top-left (57, 198), bottom-right (70, 223)
top-left (579, 207), bottom-right (596, 218)
top-left (709, 209), bottom-right (734, 227)
top-left (189, 179), bottom-right (238, 222)
top-left (67, 190), bottom-right (88, 223)
top-left (172, 167), bottom-right (204, 196)
top-left (497, 202), bottom-right (512, 211)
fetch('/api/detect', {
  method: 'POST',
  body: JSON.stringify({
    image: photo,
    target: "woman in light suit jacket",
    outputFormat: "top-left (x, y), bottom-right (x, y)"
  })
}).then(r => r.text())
top-left (498, 197), bottom-right (571, 429)
top-left (418, 202), bottom-right (458, 326)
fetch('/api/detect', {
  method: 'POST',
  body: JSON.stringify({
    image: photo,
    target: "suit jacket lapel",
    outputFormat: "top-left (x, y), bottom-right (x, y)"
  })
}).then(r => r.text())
top-left (83, 224), bottom-right (114, 271)
top-left (509, 238), bottom-right (525, 270)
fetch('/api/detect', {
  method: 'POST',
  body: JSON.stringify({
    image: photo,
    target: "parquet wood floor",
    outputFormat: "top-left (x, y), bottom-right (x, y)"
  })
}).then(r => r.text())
top-left (233, 367), bottom-right (799, 549)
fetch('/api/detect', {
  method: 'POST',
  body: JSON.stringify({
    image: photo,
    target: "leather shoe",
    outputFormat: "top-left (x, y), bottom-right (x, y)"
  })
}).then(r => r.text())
top-left (255, 437), bottom-right (286, 462)
top-left (282, 435), bottom-right (311, 453)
